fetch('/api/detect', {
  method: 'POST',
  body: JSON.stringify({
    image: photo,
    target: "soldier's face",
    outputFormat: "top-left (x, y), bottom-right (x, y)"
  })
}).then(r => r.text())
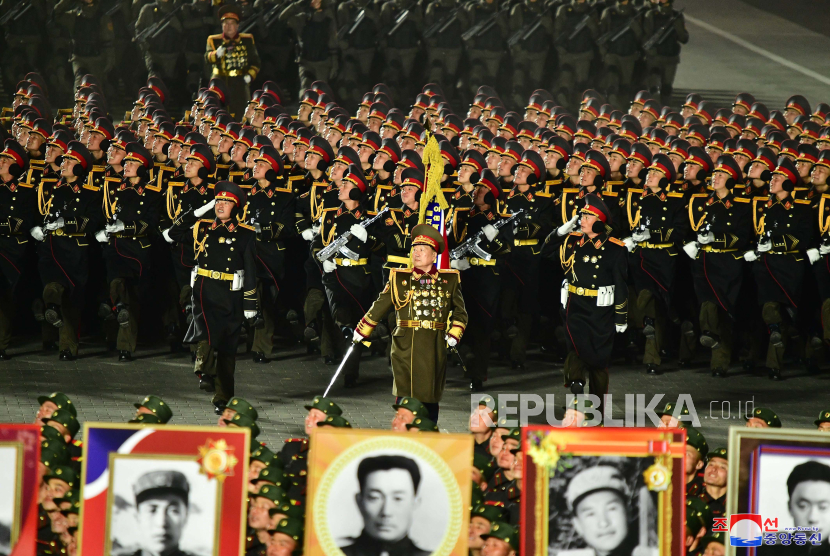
top-left (819, 422), bottom-right (830, 431)
top-left (580, 213), bottom-right (598, 234)
top-left (380, 126), bottom-right (396, 140)
top-left (409, 107), bottom-right (425, 121)
top-left (252, 161), bottom-right (272, 180)
top-left (87, 132), bottom-right (104, 152)
top-left (358, 145), bottom-right (374, 164)
top-left (152, 137), bottom-right (169, 156)
top-left (231, 143), bottom-right (248, 163)
top-left (249, 149), bottom-right (261, 169)
top-left (215, 199), bottom-right (235, 220)
top-left (356, 106), bottom-right (370, 122)
top-left (0, 157), bottom-right (12, 178)
top-left (796, 160), bottom-right (812, 178)
top-left (218, 136), bottom-right (234, 154)
top-left (579, 167), bottom-right (598, 187)
top-left (572, 490), bottom-right (628, 554)
top-left (514, 165), bottom-right (533, 186)
top-left (168, 143), bottom-right (182, 163)
top-left (511, 451), bottom-right (523, 479)
top-left (305, 152), bottom-right (322, 172)
top-left (785, 108), bottom-right (800, 125)
top-left (704, 457), bottom-right (728, 487)
top-left (626, 160), bottom-right (643, 179)
top-left (645, 168), bottom-right (665, 188)
top-left (184, 159), bottom-right (202, 179)
top-left (249, 459), bottom-right (268, 483)
top-left (297, 104), bottom-right (312, 121)
top-left (481, 537), bottom-right (515, 556)
top-left (222, 18), bottom-right (239, 37)
top-left (769, 174), bottom-right (786, 194)
top-left (330, 161), bottom-right (348, 182)
top-left (294, 144), bottom-right (308, 166)
top-left (393, 165), bottom-right (405, 185)
top-left (45, 145), bottom-right (63, 164)
top-left (305, 408), bottom-right (327, 435)
top-left (267, 533), bottom-right (297, 556)
top-left (566, 157), bottom-right (581, 177)
top-left (683, 163), bottom-right (700, 181)
top-left (458, 164), bottom-right (474, 184)
top-left (400, 184), bottom-right (419, 208)
top-left (498, 156), bottom-right (515, 178)
top-left (356, 469), bottom-right (420, 542)
top-left (124, 160), bottom-right (142, 179)
top-left (326, 129), bottom-right (342, 149)
top-left (789, 481), bottom-right (830, 537)
top-left (469, 516), bottom-right (491, 548)
top-left (497, 439), bottom-right (518, 469)
top-left (391, 407), bottom-right (416, 431)
top-left (60, 158), bottom-right (79, 178)
top-left (811, 165), bottom-right (830, 185)
top-left (26, 133), bottom-right (45, 153)
top-left (36, 401), bottom-right (59, 423)
top-left (685, 445), bottom-right (703, 476)
top-left (137, 494), bottom-right (187, 553)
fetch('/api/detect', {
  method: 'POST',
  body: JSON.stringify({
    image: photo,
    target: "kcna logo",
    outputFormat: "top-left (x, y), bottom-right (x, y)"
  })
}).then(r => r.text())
top-left (713, 514), bottom-right (779, 547)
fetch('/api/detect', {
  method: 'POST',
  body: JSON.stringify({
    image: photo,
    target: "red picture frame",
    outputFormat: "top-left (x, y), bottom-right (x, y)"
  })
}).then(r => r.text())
top-left (0, 424), bottom-right (40, 556)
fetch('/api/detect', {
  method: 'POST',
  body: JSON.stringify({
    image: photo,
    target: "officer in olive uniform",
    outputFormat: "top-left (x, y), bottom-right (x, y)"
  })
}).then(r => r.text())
top-left (642, 0), bottom-right (689, 105)
top-left (684, 156), bottom-right (752, 377)
top-left (554, 0), bottom-right (599, 110)
top-left (744, 157), bottom-right (813, 380)
top-left (247, 146), bottom-right (297, 363)
top-left (598, 0), bottom-right (643, 108)
top-left (33, 141), bottom-right (101, 361)
top-left (0, 139), bottom-right (33, 359)
top-left (356, 223), bottom-right (467, 419)
top-left (53, 0), bottom-right (116, 91)
top-left (542, 195), bottom-right (628, 414)
top-left (97, 143), bottom-right (163, 362)
top-left (279, 0), bottom-right (338, 99)
top-left (205, 5), bottom-right (261, 120)
top-left (167, 181), bottom-right (258, 413)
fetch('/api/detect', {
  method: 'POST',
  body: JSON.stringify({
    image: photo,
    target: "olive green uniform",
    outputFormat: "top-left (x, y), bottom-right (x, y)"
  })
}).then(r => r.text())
top-left (135, 0), bottom-right (184, 85)
top-left (356, 267), bottom-right (468, 403)
top-left (642, 2), bottom-right (688, 104)
top-left (205, 32), bottom-right (261, 120)
top-left (54, 0), bottom-right (116, 90)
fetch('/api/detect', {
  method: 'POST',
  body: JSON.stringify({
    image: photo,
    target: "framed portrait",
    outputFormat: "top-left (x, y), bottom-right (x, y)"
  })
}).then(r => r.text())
top-left (727, 427), bottom-right (830, 556)
top-left (0, 424), bottom-right (40, 556)
top-left (303, 428), bottom-right (474, 556)
top-left (521, 427), bottom-right (687, 556)
top-left (78, 423), bottom-right (250, 556)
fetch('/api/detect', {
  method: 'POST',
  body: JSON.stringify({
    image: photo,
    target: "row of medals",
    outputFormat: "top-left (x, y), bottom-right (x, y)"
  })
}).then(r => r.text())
top-left (412, 280), bottom-right (450, 318)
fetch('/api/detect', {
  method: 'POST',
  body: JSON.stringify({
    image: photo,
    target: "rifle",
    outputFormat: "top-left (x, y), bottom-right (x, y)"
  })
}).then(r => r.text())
top-left (461, 3), bottom-right (508, 42)
top-left (337, 8), bottom-right (366, 40)
top-left (450, 209), bottom-right (528, 261)
top-left (241, 3), bottom-right (282, 34)
top-left (133, 4), bottom-right (184, 43)
top-left (316, 207), bottom-right (389, 262)
top-left (0, 1), bottom-right (32, 25)
top-left (642, 7), bottom-right (683, 50)
top-left (596, 9), bottom-right (641, 46)
top-left (506, 5), bottom-right (552, 48)
top-left (386, 1), bottom-right (416, 37)
top-left (105, 0), bottom-right (130, 17)
top-left (566, 12), bottom-right (592, 42)
top-left (423, 6), bottom-right (459, 39)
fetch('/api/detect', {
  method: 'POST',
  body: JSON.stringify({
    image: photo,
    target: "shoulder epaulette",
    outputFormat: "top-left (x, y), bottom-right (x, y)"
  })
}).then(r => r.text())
top-left (437, 268), bottom-right (460, 275)
top-left (16, 180), bottom-right (34, 188)
top-left (168, 181), bottom-right (185, 187)
top-left (237, 222), bottom-right (255, 230)
top-left (207, 33), bottom-right (223, 41)
top-left (568, 231), bottom-right (583, 237)
top-left (239, 33), bottom-right (254, 40)
top-left (391, 267), bottom-right (414, 274)
top-left (83, 183), bottom-right (100, 192)
top-left (608, 237), bottom-right (626, 247)
top-left (795, 198), bottom-right (811, 204)
top-left (690, 193), bottom-right (707, 199)
top-left (198, 218), bottom-right (214, 224)
top-left (40, 177), bottom-right (57, 184)
top-left (535, 190), bottom-right (552, 197)
top-left (144, 181), bottom-right (161, 192)
top-left (322, 207), bottom-right (338, 213)
top-left (562, 187), bottom-right (579, 193)
top-left (733, 197), bottom-right (750, 203)
top-left (667, 192), bottom-right (684, 198)
top-left (603, 191), bottom-right (618, 197)
top-left (288, 175), bottom-right (304, 181)
top-left (91, 165), bottom-right (106, 172)
top-left (104, 177), bottom-right (121, 184)
top-left (627, 188), bottom-right (644, 194)
top-left (389, 207), bottom-right (403, 212)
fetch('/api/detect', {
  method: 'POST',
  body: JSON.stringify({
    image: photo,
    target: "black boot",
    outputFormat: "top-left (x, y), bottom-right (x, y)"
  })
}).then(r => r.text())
top-left (768, 323), bottom-right (784, 348)
top-left (252, 351), bottom-right (270, 363)
top-left (199, 374), bottom-right (215, 392)
top-left (569, 380), bottom-right (585, 395)
top-left (712, 367), bottom-right (726, 378)
top-left (118, 350), bottom-right (132, 362)
top-left (59, 350), bottom-right (76, 361)
top-left (768, 367), bottom-right (781, 381)
top-left (470, 378), bottom-right (485, 392)
top-left (0, 350), bottom-right (9, 361)
top-left (646, 364), bottom-right (659, 375)
top-left (213, 400), bottom-right (227, 415)
top-left (304, 320), bottom-right (320, 343)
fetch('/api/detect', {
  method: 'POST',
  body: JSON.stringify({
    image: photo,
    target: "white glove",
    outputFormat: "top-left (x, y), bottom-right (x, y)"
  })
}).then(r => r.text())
top-left (744, 251), bottom-right (758, 262)
top-left (45, 217), bottom-right (64, 231)
top-left (632, 229), bottom-right (651, 243)
top-left (757, 240), bottom-right (772, 252)
top-left (162, 228), bottom-right (174, 244)
top-left (95, 230), bottom-right (109, 243)
top-left (450, 258), bottom-right (470, 271)
top-left (482, 224), bottom-right (498, 242)
top-left (30, 226), bottom-right (44, 241)
top-left (244, 310), bottom-right (257, 319)
top-left (821, 244), bottom-right (830, 255)
top-left (683, 242), bottom-right (699, 259)
top-left (445, 335), bottom-right (458, 347)
top-left (353, 330), bottom-right (363, 343)
top-left (215, 45), bottom-right (226, 58)
top-left (243, 75), bottom-right (252, 84)
top-left (807, 248), bottom-right (820, 264)
top-left (105, 219), bottom-right (125, 233)
top-left (350, 224), bottom-right (368, 242)
top-left (697, 232), bottom-right (714, 245)
top-left (194, 199), bottom-right (216, 218)
top-left (323, 260), bottom-right (336, 273)
top-left (622, 237), bottom-right (635, 252)
top-left (301, 228), bottom-right (314, 241)
top-left (253, 222), bottom-right (262, 233)
top-left (312, 223), bottom-right (320, 235)
top-left (615, 324), bottom-right (628, 333)
top-left (557, 214), bottom-right (579, 236)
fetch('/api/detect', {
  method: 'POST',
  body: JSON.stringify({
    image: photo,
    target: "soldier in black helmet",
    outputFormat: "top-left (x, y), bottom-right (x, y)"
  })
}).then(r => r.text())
top-left (279, 0), bottom-right (339, 100)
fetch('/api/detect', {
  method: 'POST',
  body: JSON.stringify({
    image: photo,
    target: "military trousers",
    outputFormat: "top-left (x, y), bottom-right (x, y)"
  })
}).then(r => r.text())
top-left (338, 48), bottom-right (375, 105)
top-left (426, 47), bottom-right (461, 89)
top-left (0, 237), bottom-right (26, 351)
top-left (564, 351), bottom-right (609, 414)
top-left (699, 301), bottom-right (732, 371)
top-left (43, 282), bottom-right (81, 356)
top-left (466, 49), bottom-right (503, 98)
top-left (462, 264), bottom-right (502, 382)
top-left (298, 58), bottom-right (332, 100)
top-left (554, 48), bottom-right (594, 108)
top-left (322, 264), bottom-right (375, 380)
top-left (71, 55), bottom-right (108, 90)
top-left (601, 52), bottom-right (638, 106)
top-left (510, 49), bottom-right (548, 107)
top-left (385, 47), bottom-right (418, 100)
top-left (109, 277), bottom-right (142, 352)
top-left (645, 54), bottom-right (680, 102)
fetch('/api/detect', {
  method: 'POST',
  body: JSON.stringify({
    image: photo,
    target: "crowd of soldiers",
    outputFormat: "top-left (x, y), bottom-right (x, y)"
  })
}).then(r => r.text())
top-left (1, 0), bottom-right (688, 115)
top-left (29, 388), bottom-right (830, 556)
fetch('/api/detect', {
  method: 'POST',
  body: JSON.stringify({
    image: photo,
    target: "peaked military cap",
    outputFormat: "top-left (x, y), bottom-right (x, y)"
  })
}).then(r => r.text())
top-left (747, 407), bottom-right (782, 427)
top-left (472, 502), bottom-right (506, 524)
top-left (227, 397), bottom-right (258, 420)
top-left (685, 427), bottom-right (709, 458)
top-left (304, 396), bottom-right (343, 416)
top-left (317, 414), bottom-right (352, 428)
top-left (707, 447), bottom-right (728, 462)
top-left (134, 470), bottom-right (189, 504)
top-left (406, 417), bottom-right (439, 432)
top-left (37, 392), bottom-right (76, 417)
top-left (481, 522), bottom-right (518, 549)
top-left (225, 413), bottom-right (260, 438)
top-left (134, 395), bottom-right (172, 423)
top-left (44, 409), bottom-right (80, 438)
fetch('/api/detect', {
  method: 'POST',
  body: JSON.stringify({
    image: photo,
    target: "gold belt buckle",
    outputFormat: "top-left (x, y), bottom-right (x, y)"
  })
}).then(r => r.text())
top-left (420, 321), bottom-right (428, 329)
top-left (342, 259), bottom-right (351, 266)
top-left (54, 229), bottom-right (64, 236)
top-left (576, 287), bottom-right (585, 295)
top-left (211, 271), bottom-right (220, 279)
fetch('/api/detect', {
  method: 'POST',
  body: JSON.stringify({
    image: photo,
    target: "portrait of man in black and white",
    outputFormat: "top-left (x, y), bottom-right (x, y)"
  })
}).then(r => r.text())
top-left (0, 445), bottom-right (19, 556)
top-left (331, 453), bottom-right (449, 556)
top-left (109, 458), bottom-right (217, 556)
top-left (547, 457), bottom-right (659, 556)
top-left (757, 457), bottom-right (830, 554)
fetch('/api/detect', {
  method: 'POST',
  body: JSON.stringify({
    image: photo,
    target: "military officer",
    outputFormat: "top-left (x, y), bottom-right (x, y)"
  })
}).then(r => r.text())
top-left (554, 0), bottom-right (599, 110)
top-left (279, 0), bottom-right (338, 99)
top-left (424, 0), bottom-right (467, 101)
top-left (542, 195), bottom-right (627, 414)
top-left (642, 0), bottom-right (689, 104)
top-left (205, 5), bottom-right (261, 120)
top-left (135, 0), bottom-right (184, 92)
top-left (356, 223), bottom-right (467, 420)
top-left (599, 0), bottom-right (643, 108)
top-left (167, 181), bottom-right (258, 414)
top-left (53, 0), bottom-right (116, 91)
top-left (337, 0), bottom-right (380, 104)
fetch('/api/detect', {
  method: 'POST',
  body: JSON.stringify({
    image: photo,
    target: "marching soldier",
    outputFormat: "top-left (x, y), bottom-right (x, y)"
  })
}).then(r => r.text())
top-left (423, 0), bottom-right (467, 101)
top-left (135, 0), bottom-right (184, 94)
top-left (463, 0), bottom-right (509, 98)
top-left (642, 0), bottom-right (689, 105)
top-left (355, 223), bottom-right (467, 422)
top-left (336, 0), bottom-right (380, 105)
top-left (97, 143), bottom-right (163, 362)
top-left (167, 181), bottom-right (258, 414)
top-left (598, 0), bottom-right (643, 108)
top-left (53, 0), bottom-right (116, 91)
top-left (683, 156), bottom-right (752, 377)
top-left (32, 142), bottom-right (100, 361)
top-left (279, 0), bottom-right (338, 99)
top-left (247, 146), bottom-right (297, 363)
top-left (554, 0), bottom-right (599, 110)
top-left (0, 139), bottom-right (33, 359)
top-left (378, 167), bottom-right (425, 280)
top-left (542, 194), bottom-right (628, 415)
top-left (380, 0), bottom-right (423, 102)
top-left (744, 157), bottom-right (814, 380)
top-left (507, 0), bottom-right (553, 108)
top-left (205, 5), bottom-right (261, 120)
